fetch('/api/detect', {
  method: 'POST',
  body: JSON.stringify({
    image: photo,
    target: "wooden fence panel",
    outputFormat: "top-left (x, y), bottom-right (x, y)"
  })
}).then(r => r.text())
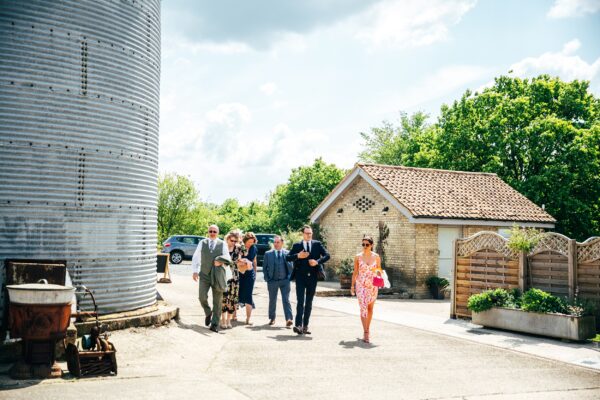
top-left (452, 232), bottom-right (600, 321)
top-left (577, 238), bottom-right (600, 301)
top-left (453, 232), bottom-right (519, 318)
top-left (528, 251), bottom-right (569, 296)
top-left (527, 233), bottom-right (571, 297)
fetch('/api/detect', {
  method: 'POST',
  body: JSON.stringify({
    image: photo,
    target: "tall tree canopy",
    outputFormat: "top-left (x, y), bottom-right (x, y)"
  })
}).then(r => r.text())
top-left (156, 159), bottom-right (345, 243)
top-left (269, 158), bottom-right (345, 232)
top-left (157, 173), bottom-right (198, 243)
top-left (359, 75), bottom-right (600, 240)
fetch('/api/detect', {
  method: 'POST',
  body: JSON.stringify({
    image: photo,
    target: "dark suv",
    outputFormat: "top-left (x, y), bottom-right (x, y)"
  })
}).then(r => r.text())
top-left (254, 233), bottom-right (276, 266)
top-left (161, 235), bottom-right (205, 264)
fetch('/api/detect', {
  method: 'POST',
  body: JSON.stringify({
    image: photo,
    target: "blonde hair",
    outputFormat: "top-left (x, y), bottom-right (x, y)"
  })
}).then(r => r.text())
top-left (224, 229), bottom-right (242, 242)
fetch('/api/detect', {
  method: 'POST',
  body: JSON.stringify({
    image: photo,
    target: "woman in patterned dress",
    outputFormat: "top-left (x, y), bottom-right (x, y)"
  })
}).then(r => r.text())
top-left (350, 235), bottom-right (382, 343)
top-left (220, 230), bottom-right (244, 329)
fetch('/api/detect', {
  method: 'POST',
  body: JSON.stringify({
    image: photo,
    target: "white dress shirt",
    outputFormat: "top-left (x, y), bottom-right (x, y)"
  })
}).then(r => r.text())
top-left (191, 238), bottom-right (229, 274)
top-left (303, 240), bottom-right (311, 252)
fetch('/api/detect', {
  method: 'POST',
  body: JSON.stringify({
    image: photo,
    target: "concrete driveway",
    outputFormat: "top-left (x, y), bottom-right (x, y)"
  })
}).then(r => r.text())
top-left (2, 262), bottom-right (599, 400)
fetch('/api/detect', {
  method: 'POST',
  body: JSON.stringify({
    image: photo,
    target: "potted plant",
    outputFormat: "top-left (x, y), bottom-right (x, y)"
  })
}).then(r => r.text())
top-left (426, 276), bottom-right (449, 300)
top-left (467, 288), bottom-right (597, 341)
top-left (335, 258), bottom-right (354, 289)
top-left (507, 225), bottom-right (542, 253)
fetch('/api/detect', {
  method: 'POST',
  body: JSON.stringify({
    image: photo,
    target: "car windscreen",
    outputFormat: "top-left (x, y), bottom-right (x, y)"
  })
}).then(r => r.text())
top-left (256, 235), bottom-right (274, 246)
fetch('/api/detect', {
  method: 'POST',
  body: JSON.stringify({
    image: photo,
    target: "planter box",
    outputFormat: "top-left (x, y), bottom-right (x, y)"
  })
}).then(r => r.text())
top-left (472, 307), bottom-right (596, 341)
top-left (339, 275), bottom-right (352, 289)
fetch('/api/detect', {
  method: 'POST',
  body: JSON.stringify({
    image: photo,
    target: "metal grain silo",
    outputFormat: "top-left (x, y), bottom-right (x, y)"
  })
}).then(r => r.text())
top-left (0, 0), bottom-right (161, 317)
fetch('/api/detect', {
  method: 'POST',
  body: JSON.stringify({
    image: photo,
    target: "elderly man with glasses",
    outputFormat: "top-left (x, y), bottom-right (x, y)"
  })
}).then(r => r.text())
top-left (192, 224), bottom-right (229, 333)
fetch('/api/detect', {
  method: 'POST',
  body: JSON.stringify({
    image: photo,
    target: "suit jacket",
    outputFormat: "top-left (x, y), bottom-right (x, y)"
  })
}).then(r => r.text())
top-left (286, 240), bottom-right (330, 279)
top-left (263, 249), bottom-right (293, 282)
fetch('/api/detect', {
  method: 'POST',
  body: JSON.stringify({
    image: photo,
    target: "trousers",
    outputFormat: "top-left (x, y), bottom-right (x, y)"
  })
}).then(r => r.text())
top-left (198, 275), bottom-right (224, 327)
top-left (267, 280), bottom-right (293, 321)
top-left (295, 273), bottom-right (318, 327)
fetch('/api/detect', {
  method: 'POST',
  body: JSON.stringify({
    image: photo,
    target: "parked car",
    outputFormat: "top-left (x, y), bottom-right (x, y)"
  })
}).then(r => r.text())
top-left (161, 235), bottom-right (205, 264)
top-left (254, 233), bottom-right (276, 266)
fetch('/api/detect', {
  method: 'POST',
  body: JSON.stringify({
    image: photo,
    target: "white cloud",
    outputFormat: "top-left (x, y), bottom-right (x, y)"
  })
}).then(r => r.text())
top-left (547, 0), bottom-right (600, 18)
top-left (377, 64), bottom-right (491, 114)
top-left (260, 82), bottom-right (278, 96)
top-left (165, 35), bottom-right (252, 56)
top-left (353, 0), bottom-right (477, 48)
top-left (205, 103), bottom-right (252, 127)
top-left (509, 39), bottom-right (600, 82)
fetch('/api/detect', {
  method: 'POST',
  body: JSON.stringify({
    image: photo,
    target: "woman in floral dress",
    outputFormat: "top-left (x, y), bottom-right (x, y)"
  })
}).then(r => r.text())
top-left (350, 235), bottom-right (382, 343)
top-left (220, 230), bottom-right (244, 329)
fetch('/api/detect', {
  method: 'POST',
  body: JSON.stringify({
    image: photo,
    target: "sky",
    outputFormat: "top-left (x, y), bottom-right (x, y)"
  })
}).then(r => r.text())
top-left (159, 0), bottom-right (600, 204)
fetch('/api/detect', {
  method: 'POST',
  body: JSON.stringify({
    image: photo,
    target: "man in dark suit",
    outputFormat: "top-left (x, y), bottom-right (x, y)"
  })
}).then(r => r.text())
top-left (263, 235), bottom-right (294, 327)
top-left (286, 225), bottom-right (330, 335)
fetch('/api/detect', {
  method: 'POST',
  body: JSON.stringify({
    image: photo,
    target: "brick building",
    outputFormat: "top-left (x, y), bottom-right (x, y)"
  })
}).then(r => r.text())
top-left (310, 163), bottom-right (556, 298)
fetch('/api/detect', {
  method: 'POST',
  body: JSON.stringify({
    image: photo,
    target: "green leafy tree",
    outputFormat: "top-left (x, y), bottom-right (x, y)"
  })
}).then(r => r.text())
top-left (359, 75), bottom-right (600, 240)
top-left (359, 111), bottom-right (437, 167)
top-left (157, 173), bottom-right (198, 243)
top-left (185, 202), bottom-right (218, 237)
top-left (270, 158), bottom-right (345, 232)
top-left (435, 75), bottom-right (600, 239)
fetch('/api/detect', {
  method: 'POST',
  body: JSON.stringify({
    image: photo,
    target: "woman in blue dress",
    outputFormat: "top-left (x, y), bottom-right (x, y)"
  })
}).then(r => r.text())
top-left (238, 232), bottom-right (257, 325)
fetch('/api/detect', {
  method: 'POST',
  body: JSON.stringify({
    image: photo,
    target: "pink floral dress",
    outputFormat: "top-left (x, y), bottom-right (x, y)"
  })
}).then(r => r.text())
top-left (356, 257), bottom-right (379, 318)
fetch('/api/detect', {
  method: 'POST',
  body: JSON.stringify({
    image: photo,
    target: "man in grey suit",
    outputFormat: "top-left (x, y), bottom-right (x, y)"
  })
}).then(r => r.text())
top-left (192, 225), bottom-right (229, 333)
top-left (262, 235), bottom-right (294, 327)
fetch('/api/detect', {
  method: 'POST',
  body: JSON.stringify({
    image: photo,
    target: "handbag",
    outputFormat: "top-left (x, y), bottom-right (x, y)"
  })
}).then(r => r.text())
top-left (382, 270), bottom-right (391, 288)
top-left (225, 265), bottom-right (233, 282)
top-left (373, 273), bottom-right (384, 288)
top-left (317, 265), bottom-right (326, 282)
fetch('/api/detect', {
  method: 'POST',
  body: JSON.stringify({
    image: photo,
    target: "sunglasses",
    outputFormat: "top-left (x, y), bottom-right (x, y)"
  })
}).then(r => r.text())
top-left (208, 230), bottom-right (217, 233)
top-left (229, 239), bottom-right (238, 243)
top-left (361, 243), bottom-right (371, 247)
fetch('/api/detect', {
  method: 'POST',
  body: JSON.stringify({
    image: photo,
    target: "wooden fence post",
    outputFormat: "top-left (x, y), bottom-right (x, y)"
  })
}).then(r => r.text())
top-left (518, 250), bottom-right (527, 293)
top-left (568, 239), bottom-right (577, 299)
top-left (450, 239), bottom-right (458, 319)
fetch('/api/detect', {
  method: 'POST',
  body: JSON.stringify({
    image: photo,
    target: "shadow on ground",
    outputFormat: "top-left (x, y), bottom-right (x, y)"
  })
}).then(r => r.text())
top-left (338, 339), bottom-right (378, 349)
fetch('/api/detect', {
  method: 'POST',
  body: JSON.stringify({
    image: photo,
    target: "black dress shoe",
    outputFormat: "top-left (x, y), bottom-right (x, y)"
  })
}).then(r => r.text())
top-left (293, 326), bottom-right (303, 335)
top-left (302, 327), bottom-right (311, 335)
top-left (268, 319), bottom-right (275, 325)
top-left (209, 324), bottom-right (219, 333)
top-left (205, 312), bottom-right (212, 327)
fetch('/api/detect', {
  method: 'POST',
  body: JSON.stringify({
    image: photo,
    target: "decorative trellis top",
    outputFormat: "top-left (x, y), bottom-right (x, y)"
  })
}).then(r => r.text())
top-left (529, 232), bottom-right (570, 257)
top-left (578, 237), bottom-right (600, 263)
top-left (456, 231), bottom-right (518, 258)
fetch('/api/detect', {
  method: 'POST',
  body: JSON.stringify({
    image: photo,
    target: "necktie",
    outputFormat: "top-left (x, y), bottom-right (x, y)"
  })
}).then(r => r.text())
top-left (277, 251), bottom-right (280, 260)
top-left (209, 240), bottom-right (214, 251)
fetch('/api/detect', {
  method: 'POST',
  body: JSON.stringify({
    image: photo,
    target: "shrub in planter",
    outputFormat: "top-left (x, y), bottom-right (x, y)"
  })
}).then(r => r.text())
top-left (467, 288), bottom-right (596, 341)
top-left (467, 288), bottom-right (519, 312)
top-left (426, 276), bottom-right (449, 300)
top-left (521, 288), bottom-right (566, 314)
top-left (335, 258), bottom-right (354, 289)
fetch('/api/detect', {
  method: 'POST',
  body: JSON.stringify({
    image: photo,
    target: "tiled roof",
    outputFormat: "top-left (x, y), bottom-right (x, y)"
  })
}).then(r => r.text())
top-left (358, 163), bottom-right (556, 223)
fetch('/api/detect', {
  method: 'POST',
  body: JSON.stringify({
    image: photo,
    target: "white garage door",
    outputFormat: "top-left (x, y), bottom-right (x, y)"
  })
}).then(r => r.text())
top-left (438, 226), bottom-right (462, 282)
